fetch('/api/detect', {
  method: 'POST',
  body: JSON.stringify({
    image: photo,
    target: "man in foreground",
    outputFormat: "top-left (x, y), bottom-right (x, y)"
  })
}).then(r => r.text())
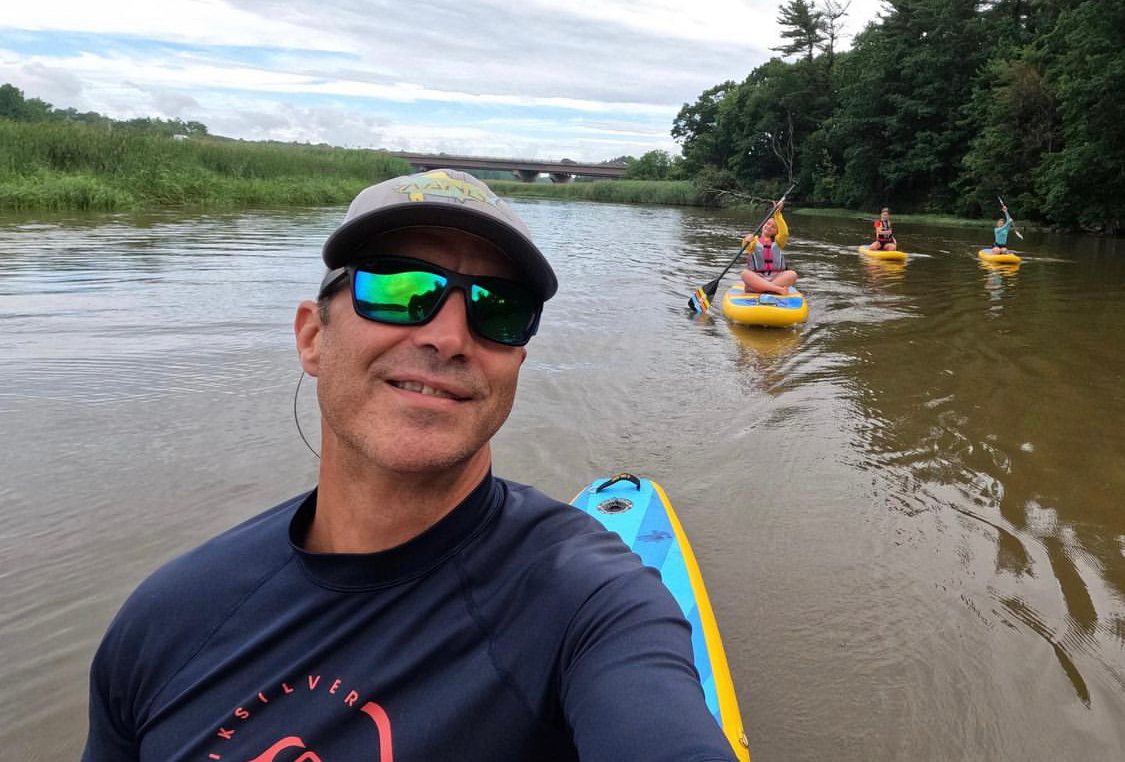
top-left (82, 169), bottom-right (736, 762)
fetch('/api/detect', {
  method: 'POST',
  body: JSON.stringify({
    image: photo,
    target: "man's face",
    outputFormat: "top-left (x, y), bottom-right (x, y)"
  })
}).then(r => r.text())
top-left (297, 227), bottom-right (529, 475)
top-left (881, 211), bottom-right (890, 221)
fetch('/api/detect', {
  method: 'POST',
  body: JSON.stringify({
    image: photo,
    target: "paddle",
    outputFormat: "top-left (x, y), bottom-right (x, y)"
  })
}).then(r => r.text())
top-left (688, 183), bottom-right (795, 313)
top-left (997, 196), bottom-right (1024, 240)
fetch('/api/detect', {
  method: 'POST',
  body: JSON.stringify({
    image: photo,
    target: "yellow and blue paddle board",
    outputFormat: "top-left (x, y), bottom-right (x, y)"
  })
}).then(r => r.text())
top-left (721, 281), bottom-right (808, 327)
top-left (571, 474), bottom-right (751, 762)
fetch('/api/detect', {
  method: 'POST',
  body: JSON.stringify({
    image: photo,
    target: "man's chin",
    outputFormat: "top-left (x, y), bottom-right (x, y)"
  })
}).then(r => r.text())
top-left (369, 440), bottom-right (490, 477)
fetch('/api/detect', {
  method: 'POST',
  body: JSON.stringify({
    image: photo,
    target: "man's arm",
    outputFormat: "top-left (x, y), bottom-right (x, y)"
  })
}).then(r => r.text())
top-left (559, 567), bottom-right (737, 762)
top-left (82, 630), bottom-right (140, 761)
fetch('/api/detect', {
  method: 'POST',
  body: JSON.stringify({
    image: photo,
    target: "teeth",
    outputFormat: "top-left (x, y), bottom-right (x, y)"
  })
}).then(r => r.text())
top-left (391, 380), bottom-right (458, 399)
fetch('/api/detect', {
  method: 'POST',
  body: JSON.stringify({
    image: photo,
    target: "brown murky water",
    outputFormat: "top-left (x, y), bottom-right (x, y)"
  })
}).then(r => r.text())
top-left (1, 202), bottom-right (1123, 760)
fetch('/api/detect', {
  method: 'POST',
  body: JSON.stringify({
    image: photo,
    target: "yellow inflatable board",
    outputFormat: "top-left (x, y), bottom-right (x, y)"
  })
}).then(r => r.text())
top-left (721, 281), bottom-right (808, 327)
top-left (978, 248), bottom-right (1022, 263)
top-left (858, 245), bottom-right (908, 261)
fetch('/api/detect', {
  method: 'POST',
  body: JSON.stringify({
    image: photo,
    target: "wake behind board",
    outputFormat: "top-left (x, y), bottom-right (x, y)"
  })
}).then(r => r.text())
top-left (571, 474), bottom-right (751, 762)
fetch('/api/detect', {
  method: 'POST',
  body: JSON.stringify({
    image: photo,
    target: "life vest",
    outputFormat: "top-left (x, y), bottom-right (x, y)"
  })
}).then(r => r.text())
top-left (875, 218), bottom-right (894, 241)
top-left (748, 239), bottom-right (786, 273)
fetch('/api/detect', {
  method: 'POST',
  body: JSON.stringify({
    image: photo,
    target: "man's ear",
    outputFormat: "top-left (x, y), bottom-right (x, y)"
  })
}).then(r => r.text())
top-left (295, 300), bottom-right (323, 376)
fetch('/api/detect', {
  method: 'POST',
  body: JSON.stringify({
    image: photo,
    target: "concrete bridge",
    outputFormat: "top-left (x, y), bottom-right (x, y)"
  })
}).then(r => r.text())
top-left (389, 152), bottom-right (627, 183)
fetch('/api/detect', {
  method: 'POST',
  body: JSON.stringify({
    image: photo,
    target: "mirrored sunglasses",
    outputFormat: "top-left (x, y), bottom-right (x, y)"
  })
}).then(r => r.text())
top-left (320, 256), bottom-right (542, 347)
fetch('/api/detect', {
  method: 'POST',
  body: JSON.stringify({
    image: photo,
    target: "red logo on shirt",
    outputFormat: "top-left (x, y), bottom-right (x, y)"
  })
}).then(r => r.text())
top-left (204, 675), bottom-right (393, 761)
top-left (247, 736), bottom-right (323, 762)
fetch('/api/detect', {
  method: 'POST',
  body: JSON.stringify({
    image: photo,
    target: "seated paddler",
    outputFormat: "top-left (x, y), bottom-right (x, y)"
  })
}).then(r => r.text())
top-left (739, 200), bottom-right (798, 296)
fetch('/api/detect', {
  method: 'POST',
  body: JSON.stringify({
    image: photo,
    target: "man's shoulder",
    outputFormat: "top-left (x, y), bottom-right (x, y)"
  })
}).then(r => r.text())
top-left (111, 492), bottom-right (306, 635)
top-left (494, 479), bottom-right (615, 550)
top-left (486, 478), bottom-right (652, 588)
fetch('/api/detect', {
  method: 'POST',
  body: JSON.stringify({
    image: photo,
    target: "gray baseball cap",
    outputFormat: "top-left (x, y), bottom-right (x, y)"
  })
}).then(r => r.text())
top-left (322, 168), bottom-right (557, 301)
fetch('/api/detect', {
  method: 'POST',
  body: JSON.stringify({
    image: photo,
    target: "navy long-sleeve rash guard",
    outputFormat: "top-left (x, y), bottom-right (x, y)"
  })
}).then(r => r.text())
top-left (83, 475), bottom-right (736, 762)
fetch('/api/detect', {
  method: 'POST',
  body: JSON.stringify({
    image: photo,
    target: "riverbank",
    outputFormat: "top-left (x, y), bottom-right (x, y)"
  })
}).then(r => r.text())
top-left (489, 179), bottom-right (702, 206)
top-left (496, 181), bottom-right (1011, 230)
top-left (0, 119), bottom-right (1016, 230)
top-left (0, 120), bottom-right (411, 211)
top-left (787, 205), bottom-right (1039, 231)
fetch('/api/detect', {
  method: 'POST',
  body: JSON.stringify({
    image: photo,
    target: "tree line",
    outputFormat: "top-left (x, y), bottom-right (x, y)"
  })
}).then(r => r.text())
top-left (660, 0), bottom-right (1123, 232)
top-left (0, 83), bottom-right (210, 139)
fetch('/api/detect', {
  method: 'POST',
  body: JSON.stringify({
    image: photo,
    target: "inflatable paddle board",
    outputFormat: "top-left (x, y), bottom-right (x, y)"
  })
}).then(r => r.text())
top-left (978, 248), bottom-right (1022, 263)
top-left (858, 245), bottom-right (908, 261)
top-left (571, 474), bottom-right (751, 762)
top-left (721, 281), bottom-right (808, 327)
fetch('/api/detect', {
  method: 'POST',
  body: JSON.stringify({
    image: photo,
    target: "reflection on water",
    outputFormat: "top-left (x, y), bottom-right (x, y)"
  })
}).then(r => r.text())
top-left (727, 322), bottom-right (802, 359)
top-left (2, 204), bottom-right (1124, 760)
top-left (981, 260), bottom-right (1021, 315)
top-left (860, 254), bottom-right (908, 285)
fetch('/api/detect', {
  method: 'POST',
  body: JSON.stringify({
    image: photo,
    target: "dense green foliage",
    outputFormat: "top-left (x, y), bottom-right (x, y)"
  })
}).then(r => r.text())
top-left (623, 150), bottom-right (685, 180)
top-left (673, 0), bottom-right (1125, 232)
top-left (0, 87), bottom-right (410, 210)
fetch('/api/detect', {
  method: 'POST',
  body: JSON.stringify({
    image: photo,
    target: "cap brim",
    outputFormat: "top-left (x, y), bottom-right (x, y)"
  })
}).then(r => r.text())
top-left (322, 203), bottom-right (558, 301)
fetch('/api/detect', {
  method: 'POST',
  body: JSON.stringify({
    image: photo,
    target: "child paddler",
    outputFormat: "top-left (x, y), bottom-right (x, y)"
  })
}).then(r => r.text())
top-left (739, 200), bottom-right (797, 295)
top-left (992, 205), bottom-right (1015, 256)
top-left (869, 207), bottom-right (897, 250)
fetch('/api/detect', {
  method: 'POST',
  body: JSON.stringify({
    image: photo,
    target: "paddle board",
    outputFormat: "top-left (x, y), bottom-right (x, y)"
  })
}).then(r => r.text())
top-left (858, 245), bottom-right (908, 260)
top-left (571, 474), bottom-right (751, 762)
top-left (721, 281), bottom-right (808, 327)
top-left (978, 248), bottom-right (1022, 263)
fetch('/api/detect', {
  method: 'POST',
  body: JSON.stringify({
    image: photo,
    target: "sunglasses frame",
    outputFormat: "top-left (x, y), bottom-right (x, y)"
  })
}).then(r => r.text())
top-left (319, 256), bottom-right (542, 347)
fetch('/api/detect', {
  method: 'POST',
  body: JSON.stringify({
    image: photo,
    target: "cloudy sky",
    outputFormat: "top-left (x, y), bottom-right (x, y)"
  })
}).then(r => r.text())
top-left (1, 0), bottom-right (883, 163)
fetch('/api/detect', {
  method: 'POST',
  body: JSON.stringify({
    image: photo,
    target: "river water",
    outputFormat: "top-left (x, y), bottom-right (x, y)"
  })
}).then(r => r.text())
top-left (1, 200), bottom-right (1123, 760)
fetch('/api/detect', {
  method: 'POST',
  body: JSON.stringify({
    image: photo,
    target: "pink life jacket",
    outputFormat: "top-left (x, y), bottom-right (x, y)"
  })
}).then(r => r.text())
top-left (748, 239), bottom-right (786, 273)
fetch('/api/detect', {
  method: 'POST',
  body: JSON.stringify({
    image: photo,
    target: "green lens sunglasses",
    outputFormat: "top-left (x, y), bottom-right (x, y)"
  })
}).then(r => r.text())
top-left (319, 256), bottom-right (543, 347)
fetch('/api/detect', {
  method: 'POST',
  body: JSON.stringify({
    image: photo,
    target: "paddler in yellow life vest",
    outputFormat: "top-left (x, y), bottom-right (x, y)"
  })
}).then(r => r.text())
top-left (869, 207), bottom-right (897, 250)
top-left (739, 200), bottom-right (797, 295)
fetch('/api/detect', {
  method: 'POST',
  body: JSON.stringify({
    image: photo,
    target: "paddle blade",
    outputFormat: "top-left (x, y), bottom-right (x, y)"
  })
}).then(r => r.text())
top-left (688, 286), bottom-right (712, 313)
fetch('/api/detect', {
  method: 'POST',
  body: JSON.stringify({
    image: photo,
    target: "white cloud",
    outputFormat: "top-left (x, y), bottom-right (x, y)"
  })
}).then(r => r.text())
top-left (1, 0), bottom-right (886, 161)
top-left (5, 0), bottom-right (348, 49)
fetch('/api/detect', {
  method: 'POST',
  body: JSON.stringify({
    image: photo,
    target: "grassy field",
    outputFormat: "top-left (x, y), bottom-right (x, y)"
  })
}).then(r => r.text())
top-left (0, 120), bottom-right (412, 210)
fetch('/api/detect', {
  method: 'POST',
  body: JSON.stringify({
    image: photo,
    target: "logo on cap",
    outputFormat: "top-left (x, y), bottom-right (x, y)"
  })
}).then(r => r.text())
top-left (394, 170), bottom-right (501, 207)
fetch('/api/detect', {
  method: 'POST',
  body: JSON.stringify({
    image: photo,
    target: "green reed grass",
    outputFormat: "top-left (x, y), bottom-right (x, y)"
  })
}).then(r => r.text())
top-left (0, 120), bottom-right (412, 210)
top-left (489, 179), bottom-right (703, 206)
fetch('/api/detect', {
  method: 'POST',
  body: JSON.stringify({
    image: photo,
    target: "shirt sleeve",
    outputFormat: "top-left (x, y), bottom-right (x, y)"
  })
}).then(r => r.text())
top-left (558, 567), bottom-right (736, 762)
top-left (82, 627), bottom-right (141, 762)
top-left (774, 210), bottom-right (789, 250)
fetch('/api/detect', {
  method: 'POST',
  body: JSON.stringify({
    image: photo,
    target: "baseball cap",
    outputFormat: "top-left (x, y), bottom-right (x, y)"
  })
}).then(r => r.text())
top-left (322, 168), bottom-right (557, 301)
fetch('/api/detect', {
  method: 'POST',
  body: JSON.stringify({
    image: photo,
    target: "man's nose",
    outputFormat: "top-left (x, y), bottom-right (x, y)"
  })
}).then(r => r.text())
top-left (410, 288), bottom-right (474, 357)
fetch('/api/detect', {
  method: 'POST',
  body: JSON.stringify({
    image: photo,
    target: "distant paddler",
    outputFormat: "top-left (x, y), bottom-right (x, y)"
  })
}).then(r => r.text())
top-left (868, 207), bottom-right (898, 252)
top-left (739, 199), bottom-right (798, 295)
top-left (991, 203), bottom-right (1016, 257)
